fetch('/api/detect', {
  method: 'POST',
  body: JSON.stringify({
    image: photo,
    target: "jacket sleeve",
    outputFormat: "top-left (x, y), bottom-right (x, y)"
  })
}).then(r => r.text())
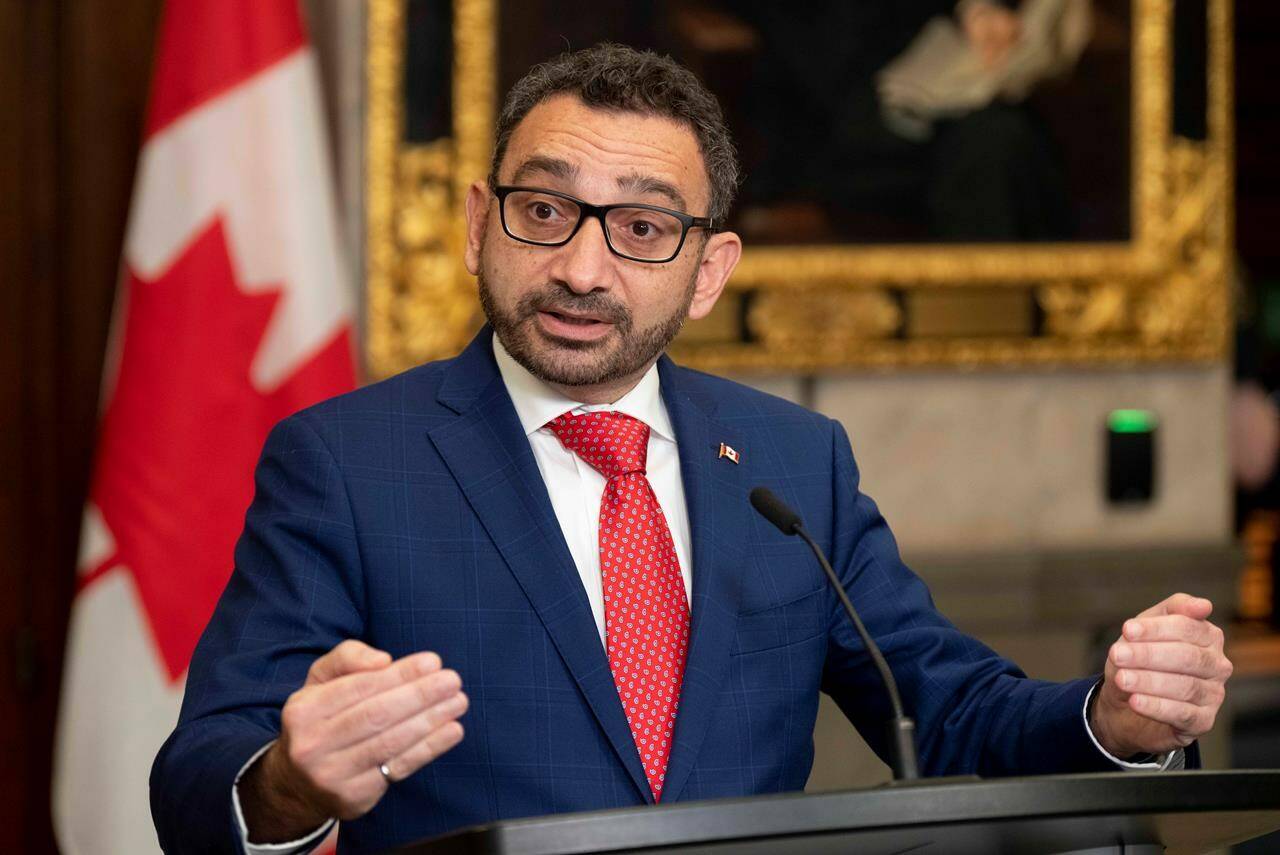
top-left (150, 412), bottom-right (366, 853)
top-left (818, 419), bottom-right (1119, 777)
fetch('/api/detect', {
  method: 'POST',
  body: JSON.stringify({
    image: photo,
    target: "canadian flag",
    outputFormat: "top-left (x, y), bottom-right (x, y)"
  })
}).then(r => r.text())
top-left (53, 2), bottom-right (356, 852)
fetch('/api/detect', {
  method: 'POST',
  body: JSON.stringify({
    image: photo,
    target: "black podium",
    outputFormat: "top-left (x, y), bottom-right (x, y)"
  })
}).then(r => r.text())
top-left (393, 770), bottom-right (1280, 854)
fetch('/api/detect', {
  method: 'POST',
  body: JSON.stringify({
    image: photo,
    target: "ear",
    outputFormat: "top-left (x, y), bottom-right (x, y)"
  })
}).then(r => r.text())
top-left (687, 230), bottom-right (742, 321)
top-left (463, 181), bottom-right (492, 276)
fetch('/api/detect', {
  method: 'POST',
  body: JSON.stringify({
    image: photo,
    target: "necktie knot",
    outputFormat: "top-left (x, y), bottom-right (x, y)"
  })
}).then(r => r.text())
top-left (547, 410), bottom-right (649, 479)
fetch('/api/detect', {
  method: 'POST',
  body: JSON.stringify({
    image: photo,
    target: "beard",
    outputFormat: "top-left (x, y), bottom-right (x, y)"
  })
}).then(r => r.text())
top-left (477, 263), bottom-right (696, 390)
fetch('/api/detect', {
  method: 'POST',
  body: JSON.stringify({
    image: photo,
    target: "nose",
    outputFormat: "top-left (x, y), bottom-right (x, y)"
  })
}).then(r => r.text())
top-left (548, 214), bottom-right (615, 294)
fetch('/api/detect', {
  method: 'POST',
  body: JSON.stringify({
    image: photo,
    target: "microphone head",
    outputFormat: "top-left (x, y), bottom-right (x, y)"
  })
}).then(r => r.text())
top-left (749, 487), bottom-right (803, 535)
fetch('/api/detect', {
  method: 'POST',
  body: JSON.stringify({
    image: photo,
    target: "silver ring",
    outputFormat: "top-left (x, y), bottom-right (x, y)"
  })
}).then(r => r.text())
top-left (378, 762), bottom-right (394, 782)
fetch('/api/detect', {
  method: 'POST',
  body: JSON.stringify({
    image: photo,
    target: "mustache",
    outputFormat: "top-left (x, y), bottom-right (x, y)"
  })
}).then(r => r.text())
top-left (515, 285), bottom-right (631, 328)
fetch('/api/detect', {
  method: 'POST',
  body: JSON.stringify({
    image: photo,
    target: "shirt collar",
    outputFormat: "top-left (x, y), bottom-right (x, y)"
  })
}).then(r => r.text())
top-left (492, 335), bottom-right (675, 442)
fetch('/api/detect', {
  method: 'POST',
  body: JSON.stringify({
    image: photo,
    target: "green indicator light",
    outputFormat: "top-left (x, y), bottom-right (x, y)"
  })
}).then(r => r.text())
top-left (1108, 409), bottom-right (1157, 433)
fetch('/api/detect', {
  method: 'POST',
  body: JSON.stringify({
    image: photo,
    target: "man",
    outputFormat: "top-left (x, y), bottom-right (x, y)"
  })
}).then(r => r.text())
top-left (150, 45), bottom-right (1232, 855)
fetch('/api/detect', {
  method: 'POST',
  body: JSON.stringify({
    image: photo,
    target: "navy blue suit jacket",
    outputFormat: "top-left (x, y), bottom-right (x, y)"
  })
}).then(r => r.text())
top-left (151, 328), bottom-right (1121, 854)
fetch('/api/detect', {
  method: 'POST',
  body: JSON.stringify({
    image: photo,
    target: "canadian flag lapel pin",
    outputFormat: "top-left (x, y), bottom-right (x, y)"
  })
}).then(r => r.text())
top-left (718, 443), bottom-right (740, 464)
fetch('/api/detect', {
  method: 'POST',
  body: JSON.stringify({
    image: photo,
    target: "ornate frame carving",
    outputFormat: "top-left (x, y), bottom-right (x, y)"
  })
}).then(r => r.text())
top-left (365, 0), bottom-right (1232, 377)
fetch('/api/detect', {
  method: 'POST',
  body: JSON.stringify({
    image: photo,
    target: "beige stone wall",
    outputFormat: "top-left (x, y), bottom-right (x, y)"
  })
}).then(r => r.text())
top-left (815, 366), bottom-right (1231, 554)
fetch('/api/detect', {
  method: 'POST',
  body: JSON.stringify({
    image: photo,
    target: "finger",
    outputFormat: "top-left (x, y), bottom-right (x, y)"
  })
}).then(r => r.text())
top-left (380, 721), bottom-right (466, 783)
top-left (1111, 641), bottom-right (1228, 680)
top-left (1128, 693), bottom-right (1214, 742)
top-left (322, 669), bottom-right (464, 752)
top-left (306, 640), bottom-right (393, 686)
top-left (1114, 669), bottom-right (1224, 708)
top-left (1137, 593), bottom-right (1213, 621)
top-left (301, 651), bottom-right (444, 721)
top-left (1122, 614), bottom-right (1222, 648)
top-left (344, 691), bottom-right (469, 774)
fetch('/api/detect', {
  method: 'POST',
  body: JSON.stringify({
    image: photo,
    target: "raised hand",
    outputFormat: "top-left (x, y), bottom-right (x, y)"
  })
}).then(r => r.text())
top-left (1090, 593), bottom-right (1232, 759)
top-left (239, 640), bottom-right (468, 843)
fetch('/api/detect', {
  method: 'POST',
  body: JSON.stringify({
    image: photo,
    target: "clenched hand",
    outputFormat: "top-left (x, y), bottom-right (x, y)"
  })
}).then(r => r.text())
top-left (1091, 593), bottom-right (1232, 760)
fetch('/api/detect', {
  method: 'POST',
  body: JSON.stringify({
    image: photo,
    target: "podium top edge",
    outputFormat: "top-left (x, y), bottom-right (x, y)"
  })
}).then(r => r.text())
top-left (401, 770), bottom-right (1280, 855)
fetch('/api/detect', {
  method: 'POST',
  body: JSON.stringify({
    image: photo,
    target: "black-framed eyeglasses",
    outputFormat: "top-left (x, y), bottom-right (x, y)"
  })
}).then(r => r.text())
top-left (491, 185), bottom-right (719, 264)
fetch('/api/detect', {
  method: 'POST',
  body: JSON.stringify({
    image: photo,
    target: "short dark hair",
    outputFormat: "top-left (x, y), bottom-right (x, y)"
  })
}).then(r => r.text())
top-left (491, 43), bottom-right (739, 222)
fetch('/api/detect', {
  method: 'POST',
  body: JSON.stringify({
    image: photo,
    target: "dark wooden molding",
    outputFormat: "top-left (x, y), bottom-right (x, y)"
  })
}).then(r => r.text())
top-left (0, 1), bottom-right (160, 850)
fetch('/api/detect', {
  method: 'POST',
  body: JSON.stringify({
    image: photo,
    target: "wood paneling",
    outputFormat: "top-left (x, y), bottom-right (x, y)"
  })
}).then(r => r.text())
top-left (0, 1), bottom-right (160, 851)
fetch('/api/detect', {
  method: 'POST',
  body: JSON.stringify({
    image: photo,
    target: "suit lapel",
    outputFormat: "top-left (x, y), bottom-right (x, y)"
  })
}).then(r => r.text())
top-left (426, 330), bottom-right (653, 802)
top-left (657, 357), bottom-right (752, 802)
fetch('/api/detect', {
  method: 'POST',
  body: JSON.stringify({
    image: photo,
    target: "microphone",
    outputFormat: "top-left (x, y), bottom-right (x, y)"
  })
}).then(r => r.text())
top-left (749, 486), bottom-right (920, 781)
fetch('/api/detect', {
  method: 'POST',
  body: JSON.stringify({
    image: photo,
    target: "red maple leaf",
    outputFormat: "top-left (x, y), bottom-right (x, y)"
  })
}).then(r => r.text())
top-left (84, 218), bottom-right (355, 682)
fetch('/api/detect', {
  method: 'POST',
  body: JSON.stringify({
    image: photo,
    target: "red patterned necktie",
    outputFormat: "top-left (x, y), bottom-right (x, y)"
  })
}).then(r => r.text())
top-left (547, 410), bottom-right (690, 801)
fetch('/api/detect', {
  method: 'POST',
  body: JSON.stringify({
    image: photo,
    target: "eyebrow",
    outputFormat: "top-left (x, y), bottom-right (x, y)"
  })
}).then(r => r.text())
top-left (507, 157), bottom-right (691, 213)
top-left (510, 155), bottom-right (578, 186)
top-left (616, 171), bottom-right (688, 213)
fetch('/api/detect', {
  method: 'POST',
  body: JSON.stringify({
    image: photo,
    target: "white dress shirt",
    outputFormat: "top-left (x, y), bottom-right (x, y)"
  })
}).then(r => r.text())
top-left (232, 337), bottom-right (1171, 853)
top-left (492, 336), bottom-right (694, 641)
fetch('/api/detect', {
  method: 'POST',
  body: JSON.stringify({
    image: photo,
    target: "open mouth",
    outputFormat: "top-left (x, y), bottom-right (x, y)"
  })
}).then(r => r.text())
top-left (536, 309), bottom-right (615, 341)
top-left (546, 311), bottom-right (602, 325)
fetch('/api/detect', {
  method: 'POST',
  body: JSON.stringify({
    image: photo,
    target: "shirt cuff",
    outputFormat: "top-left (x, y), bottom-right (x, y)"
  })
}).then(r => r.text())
top-left (232, 740), bottom-right (336, 855)
top-left (1081, 681), bottom-right (1185, 771)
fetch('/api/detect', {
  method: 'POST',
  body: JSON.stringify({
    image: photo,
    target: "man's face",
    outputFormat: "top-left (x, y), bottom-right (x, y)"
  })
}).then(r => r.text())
top-left (464, 94), bottom-right (740, 398)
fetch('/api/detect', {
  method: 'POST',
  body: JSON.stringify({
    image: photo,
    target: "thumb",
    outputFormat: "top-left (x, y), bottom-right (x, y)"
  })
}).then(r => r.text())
top-left (305, 639), bottom-right (392, 686)
top-left (1138, 592), bottom-right (1213, 621)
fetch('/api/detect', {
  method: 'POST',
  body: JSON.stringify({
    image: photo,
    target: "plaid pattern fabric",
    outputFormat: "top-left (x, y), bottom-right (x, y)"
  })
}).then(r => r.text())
top-left (153, 328), bottom-right (1155, 855)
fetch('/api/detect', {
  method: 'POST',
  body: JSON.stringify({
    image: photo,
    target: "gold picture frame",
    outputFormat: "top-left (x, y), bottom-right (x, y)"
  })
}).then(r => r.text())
top-left (365, 0), bottom-right (1232, 378)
